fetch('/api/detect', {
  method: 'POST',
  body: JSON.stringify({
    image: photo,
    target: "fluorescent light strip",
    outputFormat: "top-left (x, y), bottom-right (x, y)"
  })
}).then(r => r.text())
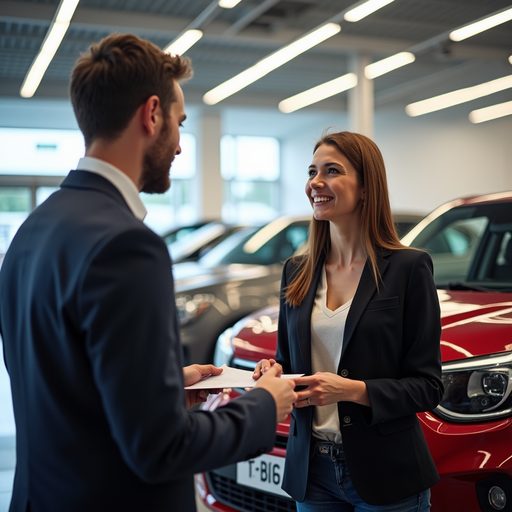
top-left (469, 100), bottom-right (512, 124)
top-left (203, 22), bottom-right (341, 105)
top-left (450, 7), bottom-right (512, 41)
top-left (278, 73), bottom-right (357, 113)
top-left (164, 29), bottom-right (203, 56)
top-left (365, 52), bottom-right (415, 79)
top-left (20, 0), bottom-right (80, 98)
top-left (406, 75), bottom-right (512, 117)
top-left (219, 0), bottom-right (242, 7)
top-left (344, 0), bottom-right (395, 22)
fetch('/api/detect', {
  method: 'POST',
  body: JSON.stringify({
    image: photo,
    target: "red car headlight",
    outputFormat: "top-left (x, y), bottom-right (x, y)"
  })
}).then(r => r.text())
top-left (436, 351), bottom-right (512, 422)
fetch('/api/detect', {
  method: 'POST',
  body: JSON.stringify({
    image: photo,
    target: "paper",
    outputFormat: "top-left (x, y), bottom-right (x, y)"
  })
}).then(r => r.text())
top-left (184, 364), bottom-right (303, 390)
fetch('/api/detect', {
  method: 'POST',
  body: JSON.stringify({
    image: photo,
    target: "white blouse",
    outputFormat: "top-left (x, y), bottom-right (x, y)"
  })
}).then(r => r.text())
top-left (311, 265), bottom-right (353, 444)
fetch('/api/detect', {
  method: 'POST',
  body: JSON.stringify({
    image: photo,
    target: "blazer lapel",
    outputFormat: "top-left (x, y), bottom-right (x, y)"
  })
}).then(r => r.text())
top-left (340, 250), bottom-right (391, 360)
top-left (296, 255), bottom-right (324, 375)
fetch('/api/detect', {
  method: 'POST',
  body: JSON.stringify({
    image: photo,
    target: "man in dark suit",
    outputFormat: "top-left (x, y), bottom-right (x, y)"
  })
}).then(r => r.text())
top-left (0, 33), bottom-right (297, 512)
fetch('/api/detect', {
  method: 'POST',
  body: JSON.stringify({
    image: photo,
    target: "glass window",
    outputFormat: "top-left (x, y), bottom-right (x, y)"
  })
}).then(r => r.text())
top-left (0, 128), bottom-right (84, 176)
top-left (413, 215), bottom-right (488, 285)
top-left (36, 187), bottom-right (59, 206)
top-left (408, 201), bottom-right (512, 289)
top-left (221, 135), bottom-right (280, 224)
top-left (200, 220), bottom-right (309, 267)
top-left (221, 135), bottom-right (279, 181)
top-left (170, 133), bottom-right (196, 180)
top-left (141, 133), bottom-right (197, 234)
top-left (0, 187), bottom-right (31, 257)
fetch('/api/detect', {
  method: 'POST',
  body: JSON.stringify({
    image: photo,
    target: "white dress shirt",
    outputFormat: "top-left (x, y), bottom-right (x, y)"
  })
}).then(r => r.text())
top-left (76, 156), bottom-right (147, 220)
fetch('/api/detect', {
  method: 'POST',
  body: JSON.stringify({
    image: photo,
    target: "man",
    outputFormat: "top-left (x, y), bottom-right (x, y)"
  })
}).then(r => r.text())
top-left (0, 33), bottom-right (297, 512)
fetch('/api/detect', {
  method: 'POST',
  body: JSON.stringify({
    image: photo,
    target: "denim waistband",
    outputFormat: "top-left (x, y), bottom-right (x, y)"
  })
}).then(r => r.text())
top-left (311, 440), bottom-right (345, 461)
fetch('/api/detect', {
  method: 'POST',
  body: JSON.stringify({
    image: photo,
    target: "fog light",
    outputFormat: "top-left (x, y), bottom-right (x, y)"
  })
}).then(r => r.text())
top-left (489, 485), bottom-right (506, 510)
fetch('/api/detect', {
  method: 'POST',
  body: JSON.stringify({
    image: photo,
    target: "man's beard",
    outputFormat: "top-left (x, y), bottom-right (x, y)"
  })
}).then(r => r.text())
top-left (140, 118), bottom-right (175, 194)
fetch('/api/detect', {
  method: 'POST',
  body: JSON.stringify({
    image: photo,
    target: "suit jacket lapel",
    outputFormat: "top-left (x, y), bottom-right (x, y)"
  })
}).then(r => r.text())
top-left (340, 250), bottom-right (391, 360)
top-left (296, 255), bottom-right (324, 375)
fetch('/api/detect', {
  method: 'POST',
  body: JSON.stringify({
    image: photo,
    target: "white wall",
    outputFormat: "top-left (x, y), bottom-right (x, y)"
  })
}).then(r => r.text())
top-left (222, 102), bottom-right (512, 218)
top-left (375, 103), bottom-right (512, 215)
top-left (0, 98), bottom-right (79, 129)
top-left (1, 97), bottom-right (511, 220)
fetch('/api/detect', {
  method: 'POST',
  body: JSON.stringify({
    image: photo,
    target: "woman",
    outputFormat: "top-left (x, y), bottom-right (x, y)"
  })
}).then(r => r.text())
top-left (253, 131), bottom-right (443, 511)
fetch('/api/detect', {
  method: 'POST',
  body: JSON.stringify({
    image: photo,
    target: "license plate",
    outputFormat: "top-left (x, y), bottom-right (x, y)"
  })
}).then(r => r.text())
top-left (236, 453), bottom-right (291, 498)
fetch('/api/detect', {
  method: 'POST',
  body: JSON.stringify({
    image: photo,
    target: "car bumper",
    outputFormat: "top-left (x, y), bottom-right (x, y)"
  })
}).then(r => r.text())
top-left (196, 394), bottom-right (512, 512)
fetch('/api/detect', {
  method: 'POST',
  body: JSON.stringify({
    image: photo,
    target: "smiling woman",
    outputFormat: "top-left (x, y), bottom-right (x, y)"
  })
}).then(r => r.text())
top-left (255, 130), bottom-right (443, 512)
top-left (306, 144), bottom-right (364, 225)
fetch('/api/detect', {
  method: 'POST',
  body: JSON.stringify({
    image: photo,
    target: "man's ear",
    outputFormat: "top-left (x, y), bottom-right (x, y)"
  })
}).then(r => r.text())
top-left (141, 95), bottom-right (161, 138)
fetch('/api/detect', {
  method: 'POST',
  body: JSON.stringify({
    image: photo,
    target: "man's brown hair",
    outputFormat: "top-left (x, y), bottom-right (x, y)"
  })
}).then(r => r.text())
top-left (70, 33), bottom-right (192, 146)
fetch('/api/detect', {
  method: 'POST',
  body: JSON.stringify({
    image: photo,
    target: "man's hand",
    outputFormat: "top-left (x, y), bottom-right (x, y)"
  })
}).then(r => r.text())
top-left (183, 364), bottom-right (223, 409)
top-left (254, 365), bottom-right (297, 423)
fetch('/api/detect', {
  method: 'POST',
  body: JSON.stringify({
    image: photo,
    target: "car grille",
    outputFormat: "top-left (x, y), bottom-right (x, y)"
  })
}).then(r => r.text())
top-left (206, 473), bottom-right (297, 512)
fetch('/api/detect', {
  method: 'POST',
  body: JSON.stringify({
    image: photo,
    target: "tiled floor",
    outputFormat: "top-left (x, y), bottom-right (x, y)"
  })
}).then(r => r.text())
top-left (0, 435), bottom-right (15, 512)
top-left (0, 340), bottom-right (15, 512)
top-left (0, 469), bottom-right (14, 512)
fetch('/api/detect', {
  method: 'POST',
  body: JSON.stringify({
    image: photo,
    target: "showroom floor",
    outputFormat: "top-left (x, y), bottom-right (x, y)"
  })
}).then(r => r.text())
top-left (0, 436), bottom-right (14, 512)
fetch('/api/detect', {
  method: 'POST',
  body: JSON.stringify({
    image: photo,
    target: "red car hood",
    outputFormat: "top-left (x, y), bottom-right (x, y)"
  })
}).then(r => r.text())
top-left (231, 290), bottom-right (512, 364)
top-left (438, 290), bottom-right (512, 361)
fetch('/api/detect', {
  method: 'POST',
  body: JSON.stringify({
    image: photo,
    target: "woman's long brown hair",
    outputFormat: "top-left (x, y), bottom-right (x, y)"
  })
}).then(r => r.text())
top-left (284, 131), bottom-right (405, 307)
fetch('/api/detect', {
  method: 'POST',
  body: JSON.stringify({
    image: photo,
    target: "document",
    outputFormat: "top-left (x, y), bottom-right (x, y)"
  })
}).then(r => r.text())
top-left (184, 364), bottom-right (303, 390)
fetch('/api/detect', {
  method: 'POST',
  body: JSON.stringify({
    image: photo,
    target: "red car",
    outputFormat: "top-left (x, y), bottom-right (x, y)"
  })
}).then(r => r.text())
top-left (197, 192), bottom-right (512, 512)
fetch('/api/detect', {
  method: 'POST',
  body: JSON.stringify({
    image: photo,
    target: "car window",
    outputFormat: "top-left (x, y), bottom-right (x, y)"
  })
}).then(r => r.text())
top-left (198, 227), bottom-right (260, 267)
top-left (199, 221), bottom-right (309, 267)
top-left (162, 223), bottom-right (207, 245)
top-left (408, 202), bottom-right (512, 289)
top-left (286, 226), bottom-right (309, 251)
top-left (484, 228), bottom-right (512, 284)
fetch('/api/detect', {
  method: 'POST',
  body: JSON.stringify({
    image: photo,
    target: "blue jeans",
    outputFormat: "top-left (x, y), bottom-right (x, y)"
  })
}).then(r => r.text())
top-left (296, 441), bottom-right (431, 512)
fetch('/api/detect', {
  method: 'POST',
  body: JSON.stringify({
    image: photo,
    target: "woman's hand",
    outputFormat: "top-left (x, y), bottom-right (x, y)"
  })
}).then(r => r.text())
top-left (252, 358), bottom-right (283, 380)
top-left (294, 372), bottom-right (370, 408)
top-left (183, 364), bottom-right (223, 409)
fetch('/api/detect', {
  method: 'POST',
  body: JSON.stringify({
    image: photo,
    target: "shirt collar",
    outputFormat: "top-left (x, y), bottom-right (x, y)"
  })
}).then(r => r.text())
top-left (76, 156), bottom-right (147, 220)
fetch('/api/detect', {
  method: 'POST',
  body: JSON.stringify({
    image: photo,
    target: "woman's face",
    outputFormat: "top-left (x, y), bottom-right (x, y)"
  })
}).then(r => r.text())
top-left (305, 143), bottom-right (364, 224)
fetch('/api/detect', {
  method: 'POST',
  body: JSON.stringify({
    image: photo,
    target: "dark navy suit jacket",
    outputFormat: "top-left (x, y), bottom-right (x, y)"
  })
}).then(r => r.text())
top-left (0, 170), bottom-right (276, 512)
top-left (276, 249), bottom-right (443, 505)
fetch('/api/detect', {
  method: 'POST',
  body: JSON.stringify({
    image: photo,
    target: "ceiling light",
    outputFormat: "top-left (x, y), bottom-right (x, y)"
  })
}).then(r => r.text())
top-left (203, 22), bottom-right (341, 105)
top-left (405, 75), bottom-right (512, 117)
top-left (469, 100), bottom-right (512, 124)
top-left (365, 52), bottom-right (415, 79)
top-left (164, 29), bottom-right (203, 56)
top-left (20, 0), bottom-right (80, 98)
top-left (344, 0), bottom-right (395, 22)
top-left (450, 7), bottom-right (512, 41)
top-left (219, 0), bottom-right (242, 7)
top-left (278, 73), bottom-right (357, 113)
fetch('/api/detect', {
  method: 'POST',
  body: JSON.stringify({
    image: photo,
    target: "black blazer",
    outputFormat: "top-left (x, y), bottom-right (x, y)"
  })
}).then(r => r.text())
top-left (276, 249), bottom-right (443, 506)
top-left (0, 170), bottom-right (277, 512)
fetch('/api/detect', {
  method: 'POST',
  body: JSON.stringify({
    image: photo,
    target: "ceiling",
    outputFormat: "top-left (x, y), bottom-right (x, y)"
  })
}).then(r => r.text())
top-left (0, 0), bottom-right (511, 112)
